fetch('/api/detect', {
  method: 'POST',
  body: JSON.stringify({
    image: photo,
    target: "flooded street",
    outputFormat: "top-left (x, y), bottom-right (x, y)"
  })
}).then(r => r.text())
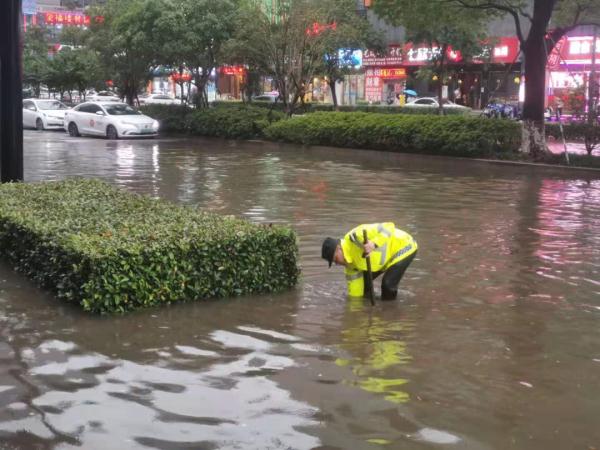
top-left (1, 130), bottom-right (599, 449)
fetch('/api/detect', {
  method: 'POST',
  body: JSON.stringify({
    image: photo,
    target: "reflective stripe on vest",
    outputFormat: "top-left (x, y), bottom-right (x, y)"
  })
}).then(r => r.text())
top-left (346, 272), bottom-right (363, 282)
top-left (377, 224), bottom-right (392, 237)
top-left (390, 243), bottom-right (414, 261)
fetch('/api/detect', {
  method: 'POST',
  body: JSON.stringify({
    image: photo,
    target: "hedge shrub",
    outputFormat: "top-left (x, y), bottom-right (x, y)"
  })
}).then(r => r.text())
top-left (188, 105), bottom-right (285, 139)
top-left (0, 179), bottom-right (299, 314)
top-left (212, 101), bottom-right (471, 116)
top-left (546, 122), bottom-right (600, 152)
top-left (264, 112), bottom-right (521, 157)
top-left (139, 104), bottom-right (192, 133)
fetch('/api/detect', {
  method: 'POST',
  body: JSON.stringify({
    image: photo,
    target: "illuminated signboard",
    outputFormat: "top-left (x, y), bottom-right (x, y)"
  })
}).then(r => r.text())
top-left (338, 49), bottom-right (363, 69)
top-left (220, 66), bottom-right (246, 76)
top-left (44, 12), bottom-right (104, 26)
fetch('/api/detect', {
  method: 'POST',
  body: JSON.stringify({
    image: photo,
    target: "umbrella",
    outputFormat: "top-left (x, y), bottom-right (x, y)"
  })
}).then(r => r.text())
top-left (404, 89), bottom-right (418, 97)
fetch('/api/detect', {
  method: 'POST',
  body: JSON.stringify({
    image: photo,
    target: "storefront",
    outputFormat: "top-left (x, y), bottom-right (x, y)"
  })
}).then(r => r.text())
top-left (363, 37), bottom-right (521, 108)
top-left (217, 66), bottom-right (246, 100)
top-left (547, 34), bottom-right (599, 114)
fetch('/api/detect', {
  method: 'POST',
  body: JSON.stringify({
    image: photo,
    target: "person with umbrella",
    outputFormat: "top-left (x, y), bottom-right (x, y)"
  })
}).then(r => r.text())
top-left (321, 222), bottom-right (418, 301)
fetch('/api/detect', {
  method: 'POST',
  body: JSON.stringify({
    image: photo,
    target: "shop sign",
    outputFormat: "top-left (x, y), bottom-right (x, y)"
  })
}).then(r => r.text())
top-left (22, 0), bottom-right (37, 15)
top-left (363, 46), bottom-right (403, 67)
top-left (403, 44), bottom-right (462, 66)
top-left (43, 12), bottom-right (104, 26)
top-left (490, 36), bottom-right (520, 64)
top-left (220, 66), bottom-right (245, 76)
top-left (561, 36), bottom-right (600, 65)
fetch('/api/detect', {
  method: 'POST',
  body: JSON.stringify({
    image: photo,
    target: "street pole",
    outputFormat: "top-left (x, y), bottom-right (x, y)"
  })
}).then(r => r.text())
top-left (588, 26), bottom-right (598, 125)
top-left (0, 0), bottom-right (25, 182)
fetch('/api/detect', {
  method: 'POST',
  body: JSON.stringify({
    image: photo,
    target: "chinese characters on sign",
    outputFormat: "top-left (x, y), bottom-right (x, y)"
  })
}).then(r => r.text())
top-left (43, 12), bottom-right (104, 26)
top-left (363, 46), bottom-right (403, 67)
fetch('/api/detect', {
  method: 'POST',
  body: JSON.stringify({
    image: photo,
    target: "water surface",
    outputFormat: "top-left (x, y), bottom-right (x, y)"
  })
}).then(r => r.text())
top-left (0, 131), bottom-right (598, 449)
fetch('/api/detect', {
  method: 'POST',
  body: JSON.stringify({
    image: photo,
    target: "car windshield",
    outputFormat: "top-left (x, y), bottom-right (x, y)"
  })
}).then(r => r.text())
top-left (103, 104), bottom-right (141, 116)
top-left (37, 100), bottom-right (68, 110)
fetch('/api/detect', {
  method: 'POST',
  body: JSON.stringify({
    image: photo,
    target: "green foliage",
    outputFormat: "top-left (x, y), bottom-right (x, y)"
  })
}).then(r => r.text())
top-left (546, 122), bottom-right (600, 156)
top-left (23, 26), bottom-right (51, 96)
top-left (44, 48), bottom-right (102, 101)
top-left (188, 105), bottom-right (285, 139)
top-left (213, 101), bottom-right (471, 116)
top-left (264, 112), bottom-right (521, 157)
top-left (139, 104), bottom-right (192, 133)
top-left (0, 179), bottom-right (299, 314)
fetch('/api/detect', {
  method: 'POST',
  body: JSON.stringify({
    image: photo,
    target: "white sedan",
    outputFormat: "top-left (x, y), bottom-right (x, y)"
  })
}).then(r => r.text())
top-left (23, 99), bottom-right (69, 130)
top-left (64, 102), bottom-right (159, 139)
top-left (138, 93), bottom-right (179, 105)
top-left (87, 91), bottom-right (121, 102)
top-left (407, 97), bottom-right (469, 110)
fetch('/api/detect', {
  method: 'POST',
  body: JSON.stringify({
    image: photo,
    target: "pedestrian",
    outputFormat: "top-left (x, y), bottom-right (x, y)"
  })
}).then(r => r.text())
top-left (555, 97), bottom-right (564, 119)
top-left (321, 222), bottom-right (418, 300)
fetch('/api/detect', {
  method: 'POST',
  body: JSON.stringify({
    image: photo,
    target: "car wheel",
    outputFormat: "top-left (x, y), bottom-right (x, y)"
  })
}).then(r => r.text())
top-left (106, 125), bottom-right (119, 140)
top-left (68, 122), bottom-right (80, 137)
top-left (36, 118), bottom-right (44, 131)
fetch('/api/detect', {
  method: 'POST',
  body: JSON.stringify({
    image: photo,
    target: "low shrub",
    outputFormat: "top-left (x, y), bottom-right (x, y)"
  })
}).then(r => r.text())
top-left (189, 105), bottom-right (285, 139)
top-left (212, 101), bottom-right (471, 116)
top-left (139, 104), bottom-right (192, 133)
top-left (546, 122), bottom-right (600, 155)
top-left (0, 179), bottom-right (299, 314)
top-left (264, 112), bottom-right (521, 157)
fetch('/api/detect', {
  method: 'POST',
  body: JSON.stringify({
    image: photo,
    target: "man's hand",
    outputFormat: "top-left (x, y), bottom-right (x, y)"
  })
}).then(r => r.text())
top-left (363, 240), bottom-right (376, 256)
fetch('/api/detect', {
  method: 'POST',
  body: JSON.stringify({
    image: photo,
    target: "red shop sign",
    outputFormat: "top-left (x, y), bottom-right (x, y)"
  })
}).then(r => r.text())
top-left (44, 11), bottom-right (103, 26)
top-left (220, 66), bottom-right (245, 76)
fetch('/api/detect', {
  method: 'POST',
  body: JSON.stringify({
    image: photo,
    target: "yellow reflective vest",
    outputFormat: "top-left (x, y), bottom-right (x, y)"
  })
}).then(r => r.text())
top-left (342, 223), bottom-right (417, 297)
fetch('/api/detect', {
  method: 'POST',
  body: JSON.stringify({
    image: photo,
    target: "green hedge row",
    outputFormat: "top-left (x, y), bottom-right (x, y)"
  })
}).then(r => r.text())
top-left (212, 100), bottom-right (471, 116)
top-left (140, 104), bottom-right (284, 138)
top-left (188, 105), bottom-right (284, 139)
top-left (0, 179), bottom-right (299, 314)
top-left (546, 122), bottom-right (600, 142)
top-left (139, 104), bottom-right (191, 133)
top-left (264, 112), bottom-right (521, 157)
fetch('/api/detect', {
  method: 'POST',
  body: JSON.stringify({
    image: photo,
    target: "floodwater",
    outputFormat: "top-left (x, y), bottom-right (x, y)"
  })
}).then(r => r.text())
top-left (0, 131), bottom-right (599, 450)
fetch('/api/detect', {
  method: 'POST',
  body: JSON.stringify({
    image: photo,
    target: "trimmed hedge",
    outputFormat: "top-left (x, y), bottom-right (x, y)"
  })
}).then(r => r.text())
top-left (139, 104), bottom-right (192, 133)
top-left (188, 105), bottom-right (284, 139)
top-left (0, 179), bottom-right (299, 314)
top-left (212, 100), bottom-right (471, 116)
top-left (264, 112), bottom-right (521, 157)
top-left (140, 104), bottom-right (284, 139)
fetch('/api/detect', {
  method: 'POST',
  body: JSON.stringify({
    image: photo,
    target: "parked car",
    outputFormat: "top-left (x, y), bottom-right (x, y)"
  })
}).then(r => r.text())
top-left (87, 91), bottom-right (120, 102)
top-left (406, 97), bottom-right (469, 111)
top-left (251, 93), bottom-right (280, 103)
top-left (22, 98), bottom-right (69, 130)
top-left (64, 102), bottom-right (159, 139)
top-left (483, 101), bottom-right (520, 120)
top-left (138, 93), bottom-right (179, 105)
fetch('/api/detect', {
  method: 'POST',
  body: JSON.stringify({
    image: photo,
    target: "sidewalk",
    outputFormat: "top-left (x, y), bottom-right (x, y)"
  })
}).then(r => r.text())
top-left (547, 139), bottom-right (596, 155)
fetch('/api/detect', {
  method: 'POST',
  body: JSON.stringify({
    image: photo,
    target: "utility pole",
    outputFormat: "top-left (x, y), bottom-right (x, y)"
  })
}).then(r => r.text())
top-left (588, 26), bottom-right (598, 125)
top-left (0, 0), bottom-right (24, 182)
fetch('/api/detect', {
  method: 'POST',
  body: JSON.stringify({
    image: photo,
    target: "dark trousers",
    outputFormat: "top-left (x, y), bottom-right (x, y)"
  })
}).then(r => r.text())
top-left (364, 251), bottom-right (417, 301)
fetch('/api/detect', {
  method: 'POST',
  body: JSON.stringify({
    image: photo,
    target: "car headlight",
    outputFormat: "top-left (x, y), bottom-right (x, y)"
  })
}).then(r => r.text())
top-left (152, 120), bottom-right (159, 130)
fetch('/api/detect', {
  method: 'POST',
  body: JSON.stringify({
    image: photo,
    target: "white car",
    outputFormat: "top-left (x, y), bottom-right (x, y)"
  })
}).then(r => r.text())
top-left (407, 97), bottom-right (469, 110)
top-left (23, 98), bottom-right (69, 130)
top-left (87, 91), bottom-right (121, 102)
top-left (138, 93), bottom-right (179, 105)
top-left (64, 102), bottom-right (159, 139)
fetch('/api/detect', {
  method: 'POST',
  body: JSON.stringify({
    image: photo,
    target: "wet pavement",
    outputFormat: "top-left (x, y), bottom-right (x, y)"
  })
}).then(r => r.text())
top-left (0, 130), bottom-right (599, 449)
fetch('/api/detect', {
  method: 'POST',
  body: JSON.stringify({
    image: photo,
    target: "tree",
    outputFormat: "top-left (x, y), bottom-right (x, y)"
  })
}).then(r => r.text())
top-left (87, 0), bottom-right (164, 105)
top-left (441, 0), bottom-right (600, 157)
top-left (156, 0), bottom-right (241, 108)
top-left (319, 0), bottom-right (384, 107)
top-left (44, 47), bottom-right (102, 102)
top-left (23, 26), bottom-right (50, 97)
top-left (373, 0), bottom-right (493, 115)
top-left (228, 0), bottom-right (344, 115)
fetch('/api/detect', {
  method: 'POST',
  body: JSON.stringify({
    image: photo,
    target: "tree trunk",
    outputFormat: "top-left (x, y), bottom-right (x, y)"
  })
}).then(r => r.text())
top-left (437, 45), bottom-right (447, 116)
top-left (329, 79), bottom-right (338, 108)
top-left (520, 0), bottom-right (557, 157)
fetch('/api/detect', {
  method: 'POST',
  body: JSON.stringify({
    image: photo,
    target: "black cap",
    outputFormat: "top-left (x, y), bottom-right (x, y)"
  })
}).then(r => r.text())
top-left (322, 237), bottom-right (339, 267)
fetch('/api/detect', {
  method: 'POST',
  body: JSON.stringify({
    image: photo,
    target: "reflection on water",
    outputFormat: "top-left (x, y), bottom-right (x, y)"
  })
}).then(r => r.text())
top-left (336, 299), bottom-right (413, 405)
top-left (0, 131), bottom-right (598, 449)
